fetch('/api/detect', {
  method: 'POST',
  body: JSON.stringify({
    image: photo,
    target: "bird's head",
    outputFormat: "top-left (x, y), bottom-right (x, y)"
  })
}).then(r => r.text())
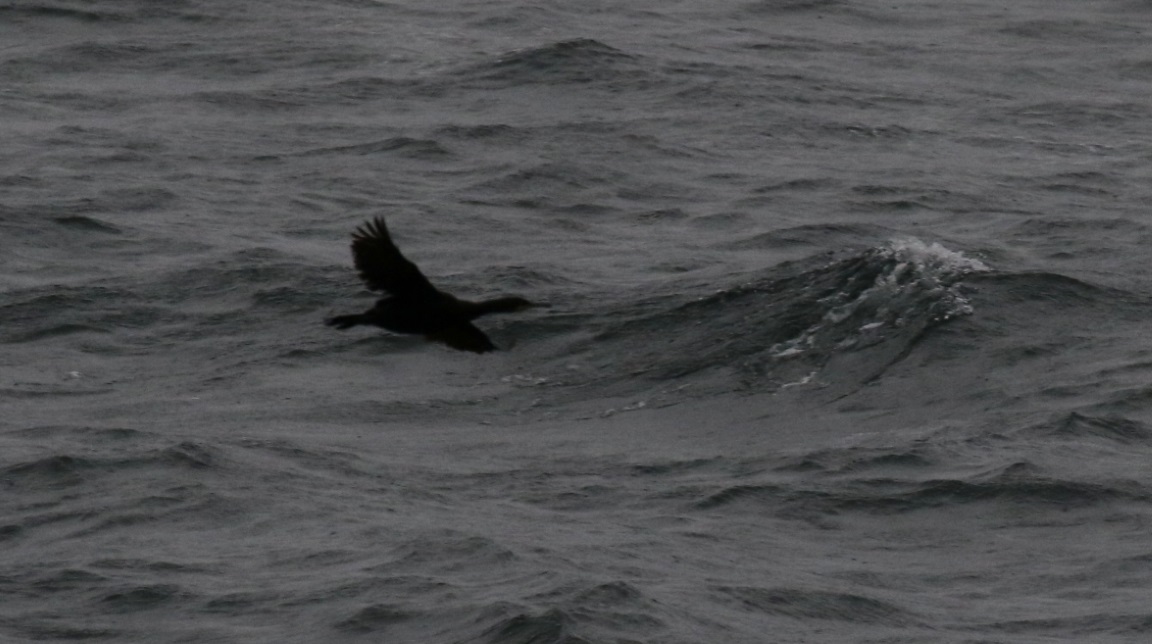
top-left (478, 295), bottom-right (549, 314)
top-left (505, 296), bottom-right (549, 311)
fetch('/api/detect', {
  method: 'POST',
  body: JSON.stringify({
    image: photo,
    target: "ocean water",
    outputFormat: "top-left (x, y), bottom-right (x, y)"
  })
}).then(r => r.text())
top-left (3, 0), bottom-right (1152, 642)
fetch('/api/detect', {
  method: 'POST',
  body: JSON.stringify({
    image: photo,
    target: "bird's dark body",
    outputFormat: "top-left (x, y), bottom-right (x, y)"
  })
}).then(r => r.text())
top-left (370, 296), bottom-right (461, 335)
top-left (326, 217), bottom-right (538, 353)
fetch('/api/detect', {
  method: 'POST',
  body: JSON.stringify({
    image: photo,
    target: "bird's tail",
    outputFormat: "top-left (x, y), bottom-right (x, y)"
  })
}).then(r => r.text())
top-left (326, 314), bottom-right (365, 330)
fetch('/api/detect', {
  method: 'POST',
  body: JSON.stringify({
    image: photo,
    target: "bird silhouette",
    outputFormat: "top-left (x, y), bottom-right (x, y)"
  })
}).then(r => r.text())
top-left (326, 217), bottom-right (540, 353)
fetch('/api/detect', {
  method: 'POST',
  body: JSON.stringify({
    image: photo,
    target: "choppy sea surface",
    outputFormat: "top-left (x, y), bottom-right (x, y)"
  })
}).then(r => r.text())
top-left (4, 1), bottom-right (1152, 642)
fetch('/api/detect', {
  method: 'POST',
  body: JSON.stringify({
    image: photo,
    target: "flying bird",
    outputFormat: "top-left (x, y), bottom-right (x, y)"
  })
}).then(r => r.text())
top-left (326, 217), bottom-right (540, 353)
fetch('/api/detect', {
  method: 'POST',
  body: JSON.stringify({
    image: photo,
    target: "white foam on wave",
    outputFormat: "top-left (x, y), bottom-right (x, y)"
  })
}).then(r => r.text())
top-left (884, 237), bottom-right (990, 276)
top-left (769, 238), bottom-right (989, 361)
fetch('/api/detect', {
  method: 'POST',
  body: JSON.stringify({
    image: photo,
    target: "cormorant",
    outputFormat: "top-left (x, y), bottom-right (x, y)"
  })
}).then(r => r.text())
top-left (326, 216), bottom-right (539, 353)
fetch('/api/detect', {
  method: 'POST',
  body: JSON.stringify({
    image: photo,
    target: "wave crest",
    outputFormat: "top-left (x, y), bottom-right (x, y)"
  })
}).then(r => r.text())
top-left (550, 238), bottom-right (988, 399)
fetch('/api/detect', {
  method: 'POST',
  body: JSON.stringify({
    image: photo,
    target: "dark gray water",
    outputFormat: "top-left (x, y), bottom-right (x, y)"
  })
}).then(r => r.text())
top-left (4, 1), bottom-right (1152, 642)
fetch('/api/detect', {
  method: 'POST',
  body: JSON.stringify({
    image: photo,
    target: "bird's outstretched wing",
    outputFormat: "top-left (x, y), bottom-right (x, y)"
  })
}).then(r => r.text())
top-left (350, 217), bottom-right (438, 298)
top-left (426, 323), bottom-right (496, 353)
